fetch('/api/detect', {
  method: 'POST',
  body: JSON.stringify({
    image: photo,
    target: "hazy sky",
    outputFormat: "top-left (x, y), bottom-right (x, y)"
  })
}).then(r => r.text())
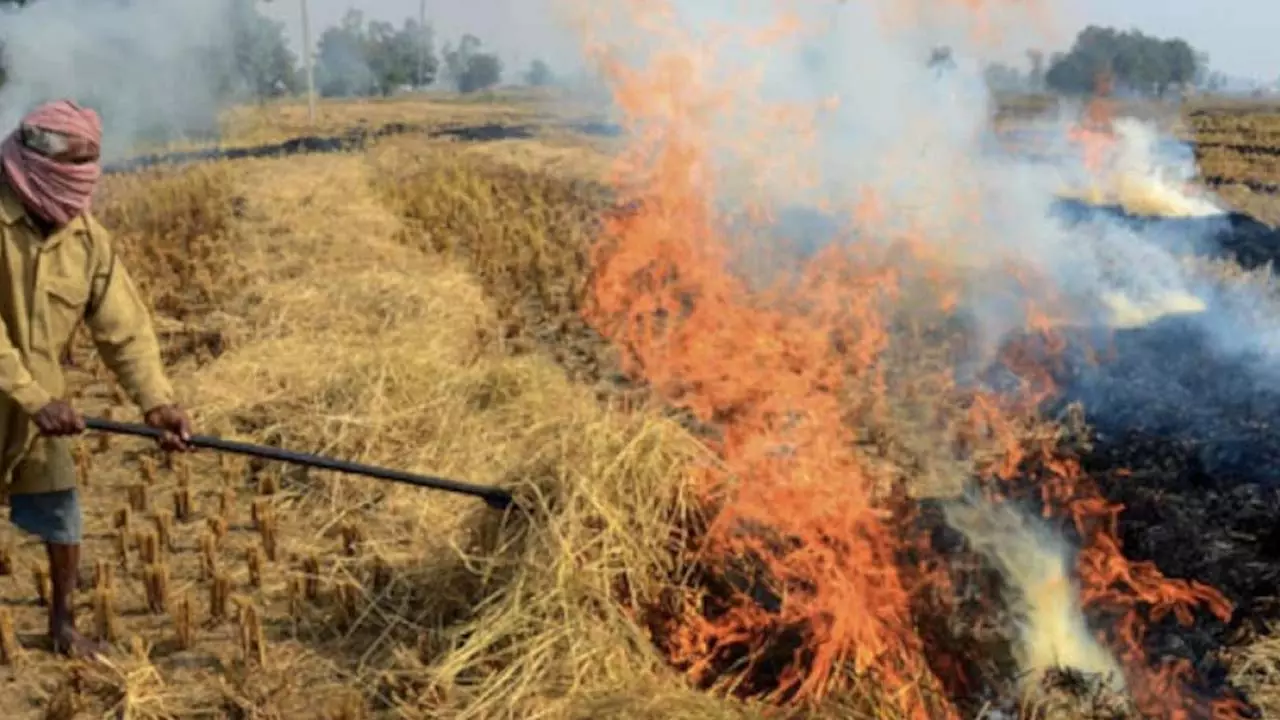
top-left (261, 0), bottom-right (1277, 81)
top-left (261, 0), bottom-right (582, 75)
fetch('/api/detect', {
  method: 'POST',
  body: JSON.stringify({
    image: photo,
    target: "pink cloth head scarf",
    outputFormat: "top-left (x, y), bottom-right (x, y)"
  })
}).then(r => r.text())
top-left (0, 99), bottom-right (103, 228)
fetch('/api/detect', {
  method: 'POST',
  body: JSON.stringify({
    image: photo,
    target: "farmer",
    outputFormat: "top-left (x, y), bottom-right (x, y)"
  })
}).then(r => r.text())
top-left (0, 99), bottom-right (193, 657)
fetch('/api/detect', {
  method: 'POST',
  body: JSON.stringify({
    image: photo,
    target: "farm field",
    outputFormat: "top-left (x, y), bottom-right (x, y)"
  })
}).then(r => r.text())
top-left (1, 91), bottom-right (1280, 719)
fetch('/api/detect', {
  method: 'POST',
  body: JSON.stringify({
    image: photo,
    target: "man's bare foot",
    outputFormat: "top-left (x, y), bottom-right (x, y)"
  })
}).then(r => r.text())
top-left (51, 626), bottom-right (108, 659)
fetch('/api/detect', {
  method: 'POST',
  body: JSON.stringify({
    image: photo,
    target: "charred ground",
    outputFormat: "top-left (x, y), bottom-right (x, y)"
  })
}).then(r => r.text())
top-left (982, 199), bottom-right (1280, 714)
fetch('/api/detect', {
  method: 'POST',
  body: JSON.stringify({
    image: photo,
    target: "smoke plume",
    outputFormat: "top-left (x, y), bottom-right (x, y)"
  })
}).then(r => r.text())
top-left (0, 0), bottom-right (246, 160)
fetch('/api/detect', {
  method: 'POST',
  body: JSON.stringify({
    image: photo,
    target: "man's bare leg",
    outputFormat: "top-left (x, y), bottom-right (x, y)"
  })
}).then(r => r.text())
top-left (47, 542), bottom-right (103, 657)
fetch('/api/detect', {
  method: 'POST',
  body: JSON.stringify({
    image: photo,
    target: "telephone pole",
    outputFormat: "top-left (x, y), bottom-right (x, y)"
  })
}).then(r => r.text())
top-left (300, 0), bottom-right (317, 122)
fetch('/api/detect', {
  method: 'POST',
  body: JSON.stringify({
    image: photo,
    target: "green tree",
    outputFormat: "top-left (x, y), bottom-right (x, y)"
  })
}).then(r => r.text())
top-left (524, 58), bottom-right (553, 86)
top-left (315, 9), bottom-right (377, 96)
top-left (1161, 38), bottom-right (1197, 91)
top-left (365, 20), bottom-right (404, 94)
top-left (1, 0), bottom-right (295, 100)
top-left (229, 0), bottom-right (299, 101)
top-left (442, 34), bottom-right (501, 93)
top-left (365, 18), bottom-right (437, 93)
top-left (396, 18), bottom-right (438, 88)
top-left (983, 62), bottom-right (1023, 92)
top-left (315, 9), bottom-right (437, 97)
top-left (459, 53), bottom-right (501, 92)
top-left (1045, 25), bottom-right (1204, 97)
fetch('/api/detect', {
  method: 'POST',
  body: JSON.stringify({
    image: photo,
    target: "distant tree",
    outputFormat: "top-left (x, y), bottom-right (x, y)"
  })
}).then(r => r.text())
top-left (442, 34), bottom-right (502, 93)
top-left (363, 20), bottom-right (401, 92)
top-left (315, 9), bottom-right (437, 96)
top-left (393, 18), bottom-right (438, 88)
top-left (1160, 38), bottom-right (1197, 92)
top-left (1193, 53), bottom-right (1211, 87)
top-left (983, 62), bottom-right (1024, 92)
top-left (1045, 25), bottom-right (1204, 97)
top-left (315, 9), bottom-right (378, 96)
top-left (0, 0), bottom-right (296, 99)
top-left (1026, 49), bottom-right (1045, 89)
top-left (441, 34), bottom-right (476, 87)
top-left (365, 18), bottom-right (437, 91)
top-left (524, 58), bottom-right (553, 86)
top-left (928, 46), bottom-right (955, 74)
top-left (229, 0), bottom-right (299, 101)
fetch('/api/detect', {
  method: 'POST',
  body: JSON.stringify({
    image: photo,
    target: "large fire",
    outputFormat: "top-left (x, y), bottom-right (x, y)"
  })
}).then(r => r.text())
top-left (575, 1), bottom-right (1245, 717)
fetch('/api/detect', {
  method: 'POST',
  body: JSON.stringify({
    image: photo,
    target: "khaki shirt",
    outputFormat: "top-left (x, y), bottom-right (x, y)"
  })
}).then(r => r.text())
top-left (0, 179), bottom-right (173, 492)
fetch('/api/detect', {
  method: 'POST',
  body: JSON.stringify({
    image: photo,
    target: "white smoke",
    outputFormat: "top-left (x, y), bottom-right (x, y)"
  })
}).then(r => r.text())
top-left (945, 499), bottom-right (1126, 693)
top-left (0, 0), bottom-right (249, 160)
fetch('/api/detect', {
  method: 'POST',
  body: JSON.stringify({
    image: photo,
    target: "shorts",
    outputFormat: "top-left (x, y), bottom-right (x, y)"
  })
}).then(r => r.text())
top-left (5, 435), bottom-right (81, 544)
top-left (10, 488), bottom-right (82, 544)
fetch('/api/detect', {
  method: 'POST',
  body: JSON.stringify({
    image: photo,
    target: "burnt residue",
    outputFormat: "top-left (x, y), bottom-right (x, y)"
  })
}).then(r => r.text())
top-left (1051, 198), bottom-right (1280, 270)
top-left (103, 119), bottom-right (621, 175)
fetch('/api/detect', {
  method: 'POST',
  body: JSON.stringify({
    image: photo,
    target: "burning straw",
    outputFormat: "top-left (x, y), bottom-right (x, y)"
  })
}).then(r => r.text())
top-left (569, 0), bottom-right (1246, 716)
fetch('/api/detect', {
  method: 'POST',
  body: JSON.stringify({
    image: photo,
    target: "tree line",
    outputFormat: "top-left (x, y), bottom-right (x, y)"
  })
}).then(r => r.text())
top-left (0, 3), bottom-right (1237, 103)
top-left (0, 1), bottom-right (559, 100)
top-left (265, 6), bottom-right (561, 98)
top-left (983, 25), bottom-right (1212, 97)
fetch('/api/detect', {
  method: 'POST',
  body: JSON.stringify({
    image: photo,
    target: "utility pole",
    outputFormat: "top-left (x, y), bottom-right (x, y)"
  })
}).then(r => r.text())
top-left (418, 0), bottom-right (426, 89)
top-left (300, 0), bottom-right (316, 123)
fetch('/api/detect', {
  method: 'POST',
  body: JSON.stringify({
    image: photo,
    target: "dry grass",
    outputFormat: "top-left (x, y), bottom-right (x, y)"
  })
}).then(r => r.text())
top-left (367, 138), bottom-right (620, 386)
top-left (96, 164), bottom-right (243, 320)
top-left (0, 127), bottom-right (729, 718)
top-left (0, 94), bottom-right (1277, 718)
top-left (129, 88), bottom-right (603, 153)
top-left (1228, 626), bottom-right (1280, 718)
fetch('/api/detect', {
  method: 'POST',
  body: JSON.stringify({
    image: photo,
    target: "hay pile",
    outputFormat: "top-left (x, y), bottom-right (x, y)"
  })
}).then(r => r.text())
top-left (179, 153), bottom-right (715, 717)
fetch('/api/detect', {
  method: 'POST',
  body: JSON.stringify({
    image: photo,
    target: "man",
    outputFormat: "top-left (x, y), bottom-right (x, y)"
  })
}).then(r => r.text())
top-left (0, 99), bottom-right (193, 657)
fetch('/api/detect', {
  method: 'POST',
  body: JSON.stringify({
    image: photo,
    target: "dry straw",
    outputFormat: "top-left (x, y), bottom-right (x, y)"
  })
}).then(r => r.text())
top-left (0, 608), bottom-right (20, 665)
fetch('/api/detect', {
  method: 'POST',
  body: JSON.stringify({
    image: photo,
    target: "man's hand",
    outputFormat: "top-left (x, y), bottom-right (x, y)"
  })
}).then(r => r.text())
top-left (143, 404), bottom-right (193, 452)
top-left (32, 400), bottom-right (85, 436)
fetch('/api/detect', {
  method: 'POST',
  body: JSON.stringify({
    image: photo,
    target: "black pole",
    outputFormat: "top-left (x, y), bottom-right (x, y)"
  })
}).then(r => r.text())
top-left (82, 417), bottom-right (513, 510)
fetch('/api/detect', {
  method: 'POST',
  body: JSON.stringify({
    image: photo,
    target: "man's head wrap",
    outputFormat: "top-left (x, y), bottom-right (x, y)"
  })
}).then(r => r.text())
top-left (0, 100), bottom-right (103, 227)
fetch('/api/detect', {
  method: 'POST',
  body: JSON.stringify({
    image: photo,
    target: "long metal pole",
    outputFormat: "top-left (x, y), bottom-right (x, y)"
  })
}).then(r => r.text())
top-left (300, 0), bottom-right (317, 123)
top-left (82, 417), bottom-right (515, 510)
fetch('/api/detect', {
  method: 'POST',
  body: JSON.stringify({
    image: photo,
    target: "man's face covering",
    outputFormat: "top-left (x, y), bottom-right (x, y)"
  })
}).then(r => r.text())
top-left (0, 100), bottom-right (103, 228)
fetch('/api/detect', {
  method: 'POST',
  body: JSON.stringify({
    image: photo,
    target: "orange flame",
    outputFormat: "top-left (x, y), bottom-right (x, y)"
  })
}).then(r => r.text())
top-left (1068, 70), bottom-right (1120, 175)
top-left (577, 2), bottom-right (1247, 717)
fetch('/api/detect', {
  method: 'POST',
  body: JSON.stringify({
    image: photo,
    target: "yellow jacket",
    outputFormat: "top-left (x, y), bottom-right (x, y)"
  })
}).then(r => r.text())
top-left (0, 179), bottom-right (173, 490)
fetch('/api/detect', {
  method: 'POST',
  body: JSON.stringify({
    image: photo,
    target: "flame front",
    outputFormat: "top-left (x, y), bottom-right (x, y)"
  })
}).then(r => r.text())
top-left (575, 1), bottom-right (1245, 717)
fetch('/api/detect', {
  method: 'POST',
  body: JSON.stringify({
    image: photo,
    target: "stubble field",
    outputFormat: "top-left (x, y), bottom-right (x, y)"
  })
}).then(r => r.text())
top-left (0, 91), bottom-right (1279, 719)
